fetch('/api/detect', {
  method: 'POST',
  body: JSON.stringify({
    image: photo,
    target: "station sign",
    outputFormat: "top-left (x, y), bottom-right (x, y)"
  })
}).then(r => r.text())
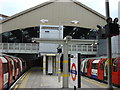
top-left (70, 54), bottom-right (78, 88)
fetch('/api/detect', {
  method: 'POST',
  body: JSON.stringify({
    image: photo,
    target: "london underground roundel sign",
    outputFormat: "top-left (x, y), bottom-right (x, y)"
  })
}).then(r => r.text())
top-left (70, 63), bottom-right (77, 81)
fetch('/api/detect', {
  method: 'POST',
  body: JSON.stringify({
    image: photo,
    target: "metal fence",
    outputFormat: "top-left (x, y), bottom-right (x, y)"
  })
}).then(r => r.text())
top-left (0, 43), bottom-right (97, 55)
top-left (0, 43), bottom-right (39, 53)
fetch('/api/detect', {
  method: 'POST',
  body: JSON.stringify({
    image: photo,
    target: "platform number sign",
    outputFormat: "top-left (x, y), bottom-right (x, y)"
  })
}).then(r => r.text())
top-left (70, 54), bottom-right (78, 87)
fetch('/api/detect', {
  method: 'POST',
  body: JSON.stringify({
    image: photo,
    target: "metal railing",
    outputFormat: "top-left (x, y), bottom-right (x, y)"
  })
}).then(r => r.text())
top-left (0, 43), bottom-right (97, 55)
top-left (0, 43), bottom-right (39, 53)
top-left (68, 44), bottom-right (97, 55)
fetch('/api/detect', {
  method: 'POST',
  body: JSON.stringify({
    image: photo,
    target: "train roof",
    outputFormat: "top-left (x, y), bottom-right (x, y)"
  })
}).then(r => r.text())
top-left (92, 59), bottom-right (100, 63)
top-left (0, 56), bottom-right (7, 63)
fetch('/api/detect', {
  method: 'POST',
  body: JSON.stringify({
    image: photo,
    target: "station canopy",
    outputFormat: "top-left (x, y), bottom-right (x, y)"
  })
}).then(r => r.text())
top-left (1, 0), bottom-right (105, 33)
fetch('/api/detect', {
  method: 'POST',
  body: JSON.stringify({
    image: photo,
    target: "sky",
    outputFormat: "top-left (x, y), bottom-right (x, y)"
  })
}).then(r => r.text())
top-left (0, 0), bottom-right (120, 18)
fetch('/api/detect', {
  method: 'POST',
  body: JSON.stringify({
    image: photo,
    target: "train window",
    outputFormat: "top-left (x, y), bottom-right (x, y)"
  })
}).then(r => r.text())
top-left (113, 60), bottom-right (118, 72)
top-left (117, 59), bottom-right (120, 61)
top-left (17, 62), bottom-right (19, 68)
top-left (23, 62), bottom-right (25, 67)
top-left (3, 63), bottom-right (8, 74)
top-left (92, 63), bottom-right (98, 69)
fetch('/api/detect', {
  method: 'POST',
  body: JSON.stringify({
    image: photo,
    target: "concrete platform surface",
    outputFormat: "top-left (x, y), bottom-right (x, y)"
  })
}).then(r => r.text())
top-left (11, 67), bottom-right (118, 90)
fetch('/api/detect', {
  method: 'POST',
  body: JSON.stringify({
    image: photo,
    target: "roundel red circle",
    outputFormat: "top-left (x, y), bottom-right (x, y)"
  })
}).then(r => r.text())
top-left (70, 63), bottom-right (77, 81)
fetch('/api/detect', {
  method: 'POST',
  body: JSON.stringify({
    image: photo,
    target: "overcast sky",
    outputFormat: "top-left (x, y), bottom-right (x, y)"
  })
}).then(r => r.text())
top-left (0, 0), bottom-right (119, 18)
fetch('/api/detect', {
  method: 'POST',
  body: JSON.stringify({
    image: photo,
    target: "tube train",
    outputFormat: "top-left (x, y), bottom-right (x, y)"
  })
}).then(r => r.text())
top-left (81, 57), bottom-right (120, 87)
top-left (0, 54), bottom-right (32, 89)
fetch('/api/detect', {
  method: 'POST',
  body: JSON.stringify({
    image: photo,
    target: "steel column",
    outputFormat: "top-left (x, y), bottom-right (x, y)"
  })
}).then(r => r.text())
top-left (105, 0), bottom-right (113, 88)
top-left (63, 42), bottom-right (69, 88)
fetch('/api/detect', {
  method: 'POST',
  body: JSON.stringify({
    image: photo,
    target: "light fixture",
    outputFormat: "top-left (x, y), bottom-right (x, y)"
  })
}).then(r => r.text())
top-left (40, 19), bottom-right (48, 23)
top-left (71, 20), bottom-right (80, 25)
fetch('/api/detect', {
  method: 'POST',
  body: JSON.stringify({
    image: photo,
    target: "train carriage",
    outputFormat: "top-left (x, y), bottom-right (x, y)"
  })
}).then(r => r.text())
top-left (81, 56), bottom-right (120, 87)
top-left (112, 57), bottom-right (120, 86)
top-left (3, 56), bottom-right (13, 86)
top-left (0, 58), bottom-right (3, 89)
top-left (0, 56), bottom-right (9, 89)
top-left (0, 54), bottom-right (29, 89)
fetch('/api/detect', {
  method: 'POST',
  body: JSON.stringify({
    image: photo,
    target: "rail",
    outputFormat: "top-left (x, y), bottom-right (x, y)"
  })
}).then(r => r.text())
top-left (0, 43), bottom-right (97, 55)
top-left (0, 43), bottom-right (39, 54)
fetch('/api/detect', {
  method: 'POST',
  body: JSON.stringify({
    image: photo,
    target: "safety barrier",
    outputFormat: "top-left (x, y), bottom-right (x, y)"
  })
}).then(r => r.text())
top-left (0, 43), bottom-right (39, 54)
top-left (0, 43), bottom-right (97, 55)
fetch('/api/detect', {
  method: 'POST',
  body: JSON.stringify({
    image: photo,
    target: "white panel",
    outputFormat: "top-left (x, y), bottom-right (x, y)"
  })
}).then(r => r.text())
top-left (0, 56), bottom-right (7, 63)
top-left (39, 25), bottom-right (63, 53)
top-left (48, 57), bottom-right (53, 74)
top-left (70, 54), bottom-right (78, 88)
top-left (92, 60), bottom-right (100, 63)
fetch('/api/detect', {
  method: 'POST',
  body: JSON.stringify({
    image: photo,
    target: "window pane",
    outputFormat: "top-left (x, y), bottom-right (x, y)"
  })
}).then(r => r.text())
top-left (3, 63), bottom-right (8, 74)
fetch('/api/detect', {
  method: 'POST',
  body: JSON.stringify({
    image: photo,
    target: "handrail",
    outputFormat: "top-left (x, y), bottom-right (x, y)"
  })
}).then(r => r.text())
top-left (0, 43), bottom-right (97, 54)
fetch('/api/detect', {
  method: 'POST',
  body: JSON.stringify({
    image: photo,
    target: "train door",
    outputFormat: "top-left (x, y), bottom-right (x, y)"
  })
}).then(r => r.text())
top-left (104, 61), bottom-right (108, 80)
top-left (98, 58), bottom-right (107, 80)
top-left (8, 56), bottom-right (15, 82)
top-left (17, 58), bottom-right (23, 74)
top-left (84, 58), bottom-right (90, 75)
top-left (21, 59), bottom-right (26, 72)
top-left (81, 59), bottom-right (85, 75)
top-left (112, 57), bottom-right (120, 86)
top-left (86, 59), bottom-right (95, 77)
top-left (0, 58), bottom-right (3, 89)
top-left (12, 58), bottom-right (17, 80)
top-left (15, 58), bottom-right (20, 77)
top-left (4, 56), bottom-right (13, 85)
top-left (20, 58), bottom-right (25, 72)
top-left (91, 60), bottom-right (100, 79)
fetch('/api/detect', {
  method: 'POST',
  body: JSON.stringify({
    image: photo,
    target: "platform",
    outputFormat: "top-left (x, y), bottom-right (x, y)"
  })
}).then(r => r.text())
top-left (10, 67), bottom-right (117, 89)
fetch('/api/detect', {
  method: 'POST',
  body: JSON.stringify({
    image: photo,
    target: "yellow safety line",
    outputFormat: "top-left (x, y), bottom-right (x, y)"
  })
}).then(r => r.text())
top-left (43, 68), bottom-right (46, 70)
top-left (63, 60), bottom-right (68, 63)
top-left (14, 85), bottom-right (19, 90)
top-left (56, 61), bottom-right (60, 63)
top-left (82, 77), bottom-right (107, 88)
top-left (58, 71), bottom-right (61, 74)
top-left (43, 61), bottom-right (46, 63)
top-left (62, 74), bottom-right (69, 77)
top-left (20, 73), bottom-right (28, 80)
top-left (56, 67), bottom-right (59, 70)
top-left (19, 71), bottom-right (31, 88)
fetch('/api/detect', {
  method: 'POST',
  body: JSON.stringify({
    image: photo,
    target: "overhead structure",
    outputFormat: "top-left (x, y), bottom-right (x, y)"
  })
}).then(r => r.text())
top-left (32, 37), bottom-right (98, 88)
top-left (1, 0), bottom-right (105, 33)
